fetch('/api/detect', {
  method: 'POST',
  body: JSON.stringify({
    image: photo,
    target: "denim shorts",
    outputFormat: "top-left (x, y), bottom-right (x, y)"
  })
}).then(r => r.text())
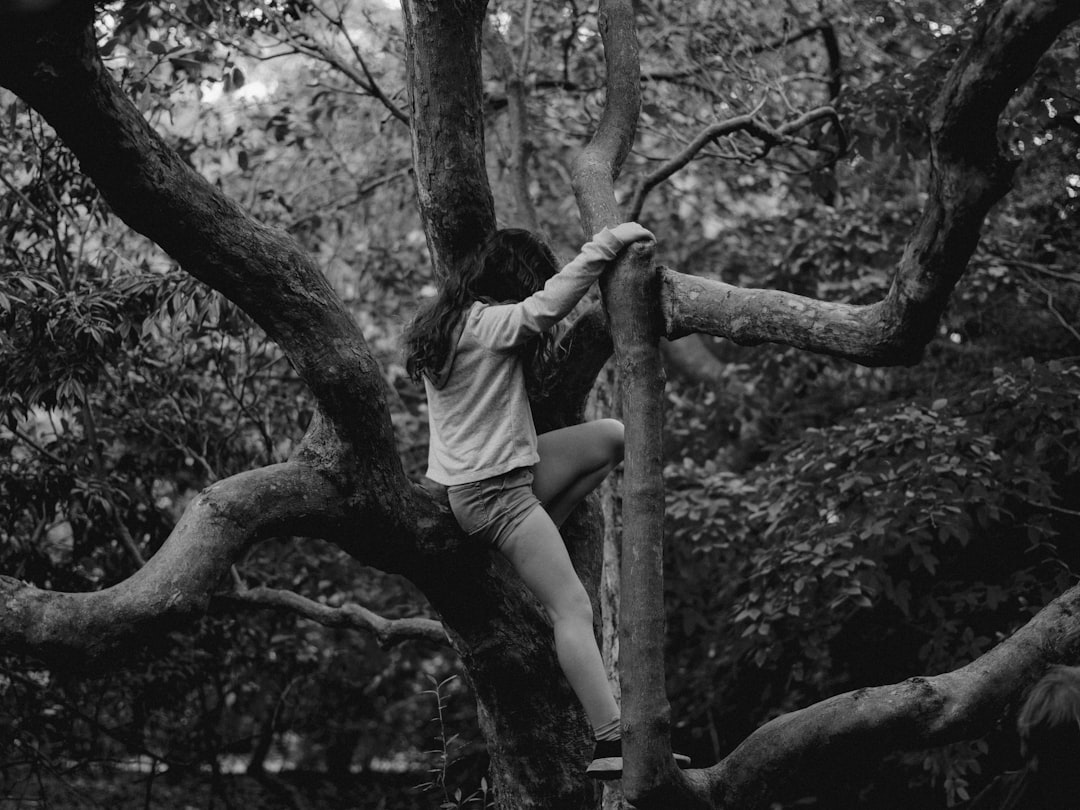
top-left (447, 468), bottom-right (542, 550)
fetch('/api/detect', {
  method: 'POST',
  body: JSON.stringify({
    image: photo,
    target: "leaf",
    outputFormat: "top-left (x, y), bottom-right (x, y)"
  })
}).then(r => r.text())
top-left (147, 40), bottom-right (167, 56)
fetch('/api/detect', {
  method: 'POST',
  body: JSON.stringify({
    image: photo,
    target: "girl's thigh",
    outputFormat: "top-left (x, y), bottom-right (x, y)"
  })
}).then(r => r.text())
top-left (533, 420), bottom-right (624, 504)
top-left (497, 505), bottom-right (589, 620)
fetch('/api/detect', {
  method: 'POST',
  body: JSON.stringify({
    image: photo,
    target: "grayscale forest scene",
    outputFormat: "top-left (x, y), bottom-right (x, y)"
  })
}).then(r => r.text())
top-left (1, 0), bottom-right (1079, 808)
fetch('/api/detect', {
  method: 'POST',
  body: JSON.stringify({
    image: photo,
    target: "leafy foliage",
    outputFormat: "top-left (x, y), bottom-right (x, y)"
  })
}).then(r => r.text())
top-left (2, 0), bottom-right (1080, 807)
top-left (665, 360), bottom-right (1080, 805)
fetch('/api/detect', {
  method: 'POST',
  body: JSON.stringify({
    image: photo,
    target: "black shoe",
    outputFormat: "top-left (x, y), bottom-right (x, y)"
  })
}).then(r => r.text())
top-left (585, 739), bottom-right (691, 780)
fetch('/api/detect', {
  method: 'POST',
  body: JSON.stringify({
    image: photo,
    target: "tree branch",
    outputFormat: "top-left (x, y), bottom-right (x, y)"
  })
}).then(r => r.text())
top-left (570, 0), bottom-right (642, 235)
top-left (663, 0), bottom-right (1080, 368)
top-left (214, 584), bottom-right (447, 648)
top-left (628, 105), bottom-right (838, 220)
top-left (1018, 268), bottom-right (1080, 346)
top-left (304, 2), bottom-right (409, 125)
top-left (0, 462), bottom-right (349, 666)
top-left (701, 583), bottom-right (1080, 808)
top-left (9, 425), bottom-right (65, 465)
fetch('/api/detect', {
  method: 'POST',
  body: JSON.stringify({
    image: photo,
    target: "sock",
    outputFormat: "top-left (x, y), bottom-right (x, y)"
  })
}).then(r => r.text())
top-left (593, 715), bottom-right (621, 742)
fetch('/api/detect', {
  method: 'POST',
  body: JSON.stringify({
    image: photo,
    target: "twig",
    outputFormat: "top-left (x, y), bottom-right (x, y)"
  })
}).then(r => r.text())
top-left (1019, 269), bottom-right (1080, 345)
top-left (306, 2), bottom-right (409, 124)
top-left (10, 426), bottom-right (66, 465)
top-left (1003, 258), bottom-right (1077, 284)
top-left (214, 584), bottom-right (449, 649)
top-left (639, 21), bottom-right (834, 87)
top-left (287, 165), bottom-right (411, 231)
top-left (518, 0), bottom-right (535, 78)
top-left (628, 104), bottom-right (838, 219)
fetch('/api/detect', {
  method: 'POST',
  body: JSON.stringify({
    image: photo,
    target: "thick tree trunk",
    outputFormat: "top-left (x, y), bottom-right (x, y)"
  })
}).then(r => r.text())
top-left (400, 0), bottom-right (495, 280)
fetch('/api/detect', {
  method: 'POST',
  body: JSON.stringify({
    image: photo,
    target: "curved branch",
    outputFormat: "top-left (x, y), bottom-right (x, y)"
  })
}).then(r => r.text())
top-left (662, 268), bottom-right (918, 365)
top-left (570, 0), bottom-right (642, 234)
top-left (0, 8), bottom-right (396, 459)
top-left (700, 583), bottom-right (1080, 808)
top-left (627, 106), bottom-right (838, 220)
top-left (215, 584), bottom-right (447, 648)
top-left (0, 462), bottom-right (348, 666)
top-left (663, 0), bottom-right (1080, 367)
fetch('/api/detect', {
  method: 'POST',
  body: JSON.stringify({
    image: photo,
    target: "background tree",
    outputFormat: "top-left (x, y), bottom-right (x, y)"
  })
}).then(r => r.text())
top-left (1, 0), bottom-right (1079, 809)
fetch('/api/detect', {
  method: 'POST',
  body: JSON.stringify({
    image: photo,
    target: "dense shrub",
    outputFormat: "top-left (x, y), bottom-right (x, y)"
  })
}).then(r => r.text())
top-left (665, 360), bottom-right (1080, 805)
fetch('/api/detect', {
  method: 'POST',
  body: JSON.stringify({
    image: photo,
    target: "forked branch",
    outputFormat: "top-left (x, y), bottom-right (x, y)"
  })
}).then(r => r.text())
top-left (627, 105), bottom-right (839, 220)
top-left (662, 0), bottom-right (1080, 369)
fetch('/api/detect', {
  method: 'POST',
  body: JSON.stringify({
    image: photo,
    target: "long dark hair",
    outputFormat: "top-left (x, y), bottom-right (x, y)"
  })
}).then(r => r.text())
top-left (403, 228), bottom-right (564, 394)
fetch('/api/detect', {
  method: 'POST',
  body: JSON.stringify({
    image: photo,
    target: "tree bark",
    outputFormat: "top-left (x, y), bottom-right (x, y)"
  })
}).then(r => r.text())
top-left (401, 0), bottom-right (495, 281)
top-left (603, 242), bottom-right (708, 808)
top-left (570, 0), bottom-right (642, 235)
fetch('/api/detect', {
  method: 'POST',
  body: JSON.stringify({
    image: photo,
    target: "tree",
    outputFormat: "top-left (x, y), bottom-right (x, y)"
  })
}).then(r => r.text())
top-left (1, 0), bottom-right (1079, 808)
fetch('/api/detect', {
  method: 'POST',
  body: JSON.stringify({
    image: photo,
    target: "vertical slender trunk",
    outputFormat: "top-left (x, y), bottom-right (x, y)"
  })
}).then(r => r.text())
top-left (602, 242), bottom-right (674, 784)
top-left (590, 367), bottom-right (626, 810)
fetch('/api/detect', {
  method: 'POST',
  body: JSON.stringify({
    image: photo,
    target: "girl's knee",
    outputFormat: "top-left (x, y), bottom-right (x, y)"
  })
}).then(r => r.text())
top-left (550, 584), bottom-right (595, 626)
top-left (595, 418), bottom-right (624, 464)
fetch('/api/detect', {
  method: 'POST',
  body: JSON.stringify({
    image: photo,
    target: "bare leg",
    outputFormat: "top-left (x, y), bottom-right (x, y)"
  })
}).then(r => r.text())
top-left (533, 419), bottom-right (624, 527)
top-left (498, 505), bottom-right (620, 730)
